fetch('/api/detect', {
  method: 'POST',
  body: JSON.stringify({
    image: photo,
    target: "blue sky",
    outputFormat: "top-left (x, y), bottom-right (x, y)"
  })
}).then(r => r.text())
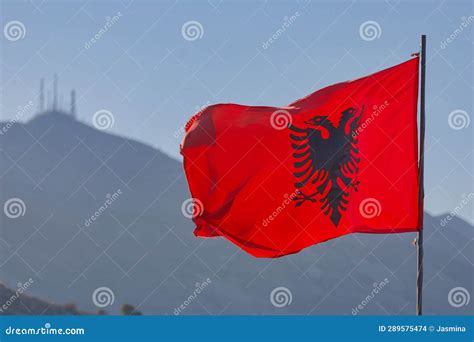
top-left (1, 0), bottom-right (472, 221)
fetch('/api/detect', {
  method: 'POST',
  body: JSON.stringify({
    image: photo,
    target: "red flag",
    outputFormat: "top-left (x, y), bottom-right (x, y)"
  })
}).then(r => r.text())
top-left (181, 57), bottom-right (421, 258)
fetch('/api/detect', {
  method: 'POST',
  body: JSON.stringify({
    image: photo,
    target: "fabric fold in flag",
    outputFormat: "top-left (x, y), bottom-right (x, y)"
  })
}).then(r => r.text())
top-left (181, 57), bottom-right (421, 258)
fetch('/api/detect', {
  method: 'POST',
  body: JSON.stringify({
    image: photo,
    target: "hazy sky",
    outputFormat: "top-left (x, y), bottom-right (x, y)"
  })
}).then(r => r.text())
top-left (1, 0), bottom-right (472, 221)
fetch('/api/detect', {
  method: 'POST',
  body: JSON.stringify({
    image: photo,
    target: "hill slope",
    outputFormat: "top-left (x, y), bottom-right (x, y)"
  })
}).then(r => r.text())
top-left (0, 112), bottom-right (471, 315)
top-left (0, 282), bottom-right (87, 315)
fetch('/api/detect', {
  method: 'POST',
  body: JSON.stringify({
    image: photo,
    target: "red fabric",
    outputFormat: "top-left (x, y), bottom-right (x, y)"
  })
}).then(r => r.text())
top-left (181, 58), bottom-right (421, 258)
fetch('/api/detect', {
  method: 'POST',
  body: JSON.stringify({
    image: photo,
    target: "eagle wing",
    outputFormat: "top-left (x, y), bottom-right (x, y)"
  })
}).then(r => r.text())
top-left (288, 107), bottom-right (362, 226)
top-left (289, 125), bottom-right (329, 191)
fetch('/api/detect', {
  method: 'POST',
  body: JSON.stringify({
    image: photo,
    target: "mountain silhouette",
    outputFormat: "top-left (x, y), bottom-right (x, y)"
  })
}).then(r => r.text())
top-left (0, 282), bottom-right (87, 315)
top-left (0, 111), bottom-right (471, 315)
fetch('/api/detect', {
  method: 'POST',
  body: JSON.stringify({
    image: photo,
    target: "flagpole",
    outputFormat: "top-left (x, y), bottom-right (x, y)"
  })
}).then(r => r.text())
top-left (416, 34), bottom-right (426, 316)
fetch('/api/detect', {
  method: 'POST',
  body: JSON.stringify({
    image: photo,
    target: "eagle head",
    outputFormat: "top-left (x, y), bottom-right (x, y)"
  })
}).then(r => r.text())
top-left (303, 115), bottom-right (332, 140)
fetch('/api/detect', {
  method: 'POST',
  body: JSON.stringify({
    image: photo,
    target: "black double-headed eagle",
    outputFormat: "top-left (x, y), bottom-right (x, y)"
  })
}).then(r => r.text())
top-left (289, 107), bottom-right (363, 226)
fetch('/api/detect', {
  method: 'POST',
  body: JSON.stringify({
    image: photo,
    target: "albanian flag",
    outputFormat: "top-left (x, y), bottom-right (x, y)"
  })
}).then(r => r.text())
top-left (181, 57), bottom-right (421, 258)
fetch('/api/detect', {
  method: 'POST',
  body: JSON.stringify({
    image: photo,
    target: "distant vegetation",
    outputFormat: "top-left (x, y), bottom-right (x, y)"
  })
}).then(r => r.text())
top-left (120, 304), bottom-right (142, 316)
top-left (0, 283), bottom-right (144, 316)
